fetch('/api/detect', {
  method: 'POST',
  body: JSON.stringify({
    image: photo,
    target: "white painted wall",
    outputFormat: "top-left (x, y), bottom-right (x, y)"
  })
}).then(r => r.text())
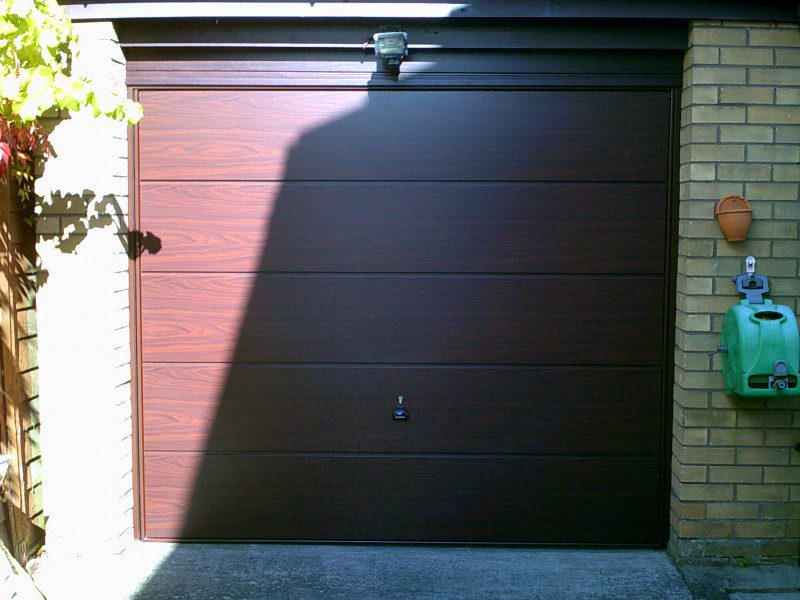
top-left (35, 22), bottom-right (134, 557)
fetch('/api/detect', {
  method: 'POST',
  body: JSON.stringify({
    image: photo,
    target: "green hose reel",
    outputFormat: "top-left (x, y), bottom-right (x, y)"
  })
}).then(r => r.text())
top-left (719, 257), bottom-right (800, 398)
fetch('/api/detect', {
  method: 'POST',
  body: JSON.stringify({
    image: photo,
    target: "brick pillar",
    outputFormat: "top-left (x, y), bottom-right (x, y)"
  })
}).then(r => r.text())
top-left (671, 20), bottom-right (800, 563)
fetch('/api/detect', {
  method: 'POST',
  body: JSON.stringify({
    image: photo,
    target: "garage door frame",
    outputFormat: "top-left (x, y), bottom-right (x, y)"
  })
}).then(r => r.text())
top-left (125, 26), bottom-right (684, 545)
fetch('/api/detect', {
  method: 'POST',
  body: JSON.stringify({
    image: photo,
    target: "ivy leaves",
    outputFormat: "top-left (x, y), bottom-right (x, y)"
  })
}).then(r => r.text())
top-left (13, 65), bottom-right (55, 121)
top-left (0, 141), bottom-right (10, 178)
top-left (0, 0), bottom-right (143, 127)
top-left (0, 0), bottom-right (143, 215)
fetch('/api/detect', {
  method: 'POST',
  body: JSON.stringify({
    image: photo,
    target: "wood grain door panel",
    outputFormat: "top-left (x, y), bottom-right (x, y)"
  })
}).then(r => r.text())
top-left (138, 89), bottom-right (671, 182)
top-left (140, 274), bottom-right (665, 364)
top-left (143, 453), bottom-right (661, 543)
top-left (142, 364), bottom-right (663, 454)
top-left (135, 84), bottom-right (674, 545)
top-left (139, 182), bottom-right (668, 274)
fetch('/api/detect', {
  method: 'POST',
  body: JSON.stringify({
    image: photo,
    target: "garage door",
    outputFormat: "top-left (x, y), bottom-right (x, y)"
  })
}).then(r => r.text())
top-left (135, 88), bottom-right (672, 543)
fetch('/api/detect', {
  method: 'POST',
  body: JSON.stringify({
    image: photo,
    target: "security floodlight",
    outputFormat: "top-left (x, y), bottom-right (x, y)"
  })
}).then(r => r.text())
top-left (373, 31), bottom-right (408, 70)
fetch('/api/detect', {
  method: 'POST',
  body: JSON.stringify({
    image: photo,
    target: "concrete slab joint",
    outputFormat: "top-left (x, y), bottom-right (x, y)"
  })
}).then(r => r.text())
top-left (672, 20), bottom-right (800, 564)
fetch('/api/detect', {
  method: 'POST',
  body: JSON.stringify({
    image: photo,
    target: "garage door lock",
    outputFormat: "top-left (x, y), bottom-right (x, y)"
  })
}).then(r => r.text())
top-left (392, 396), bottom-right (409, 421)
top-left (393, 408), bottom-right (409, 421)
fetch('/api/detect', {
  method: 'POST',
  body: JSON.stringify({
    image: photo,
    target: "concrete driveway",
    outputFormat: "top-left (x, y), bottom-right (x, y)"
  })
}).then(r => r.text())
top-left (34, 544), bottom-right (693, 599)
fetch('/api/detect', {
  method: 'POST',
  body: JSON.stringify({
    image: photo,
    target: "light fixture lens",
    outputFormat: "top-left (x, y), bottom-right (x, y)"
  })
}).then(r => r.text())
top-left (373, 32), bottom-right (408, 59)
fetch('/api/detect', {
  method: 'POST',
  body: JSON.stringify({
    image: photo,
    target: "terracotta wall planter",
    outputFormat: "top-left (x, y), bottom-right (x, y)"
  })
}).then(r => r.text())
top-left (715, 194), bottom-right (752, 242)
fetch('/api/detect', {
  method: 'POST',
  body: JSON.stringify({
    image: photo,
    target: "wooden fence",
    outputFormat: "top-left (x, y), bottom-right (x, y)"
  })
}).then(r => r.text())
top-left (0, 178), bottom-right (43, 563)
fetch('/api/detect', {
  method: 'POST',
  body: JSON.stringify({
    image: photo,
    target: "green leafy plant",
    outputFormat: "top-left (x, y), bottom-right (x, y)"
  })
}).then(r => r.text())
top-left (737, 555), bottom-right (753, 568)
top-left (0, 0), bottom-right (142, 204)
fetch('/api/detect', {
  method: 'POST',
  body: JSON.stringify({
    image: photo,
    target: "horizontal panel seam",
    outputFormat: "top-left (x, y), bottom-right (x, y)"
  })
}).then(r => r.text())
top-left (139, 272), bottom-right (668, 278)
top-left (138, 180), bottom-right (670, 185)
top-left (138, 362), bottom-right (665, 367)
top-left (139, 362), bottom-right (664, 369)
top-left (138, 179), bottom-right (671, 184)
top-left (142, 450), bottom-right (662, 459)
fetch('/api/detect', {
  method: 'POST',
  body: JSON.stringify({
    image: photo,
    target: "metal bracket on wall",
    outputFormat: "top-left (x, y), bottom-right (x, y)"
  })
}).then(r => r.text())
top-left (732, 256), bottom-right (769, 304)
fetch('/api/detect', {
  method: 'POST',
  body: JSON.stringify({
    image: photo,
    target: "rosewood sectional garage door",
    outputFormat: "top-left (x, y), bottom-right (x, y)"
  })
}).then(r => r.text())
top-left (136, 88), bottom-right (672, 543)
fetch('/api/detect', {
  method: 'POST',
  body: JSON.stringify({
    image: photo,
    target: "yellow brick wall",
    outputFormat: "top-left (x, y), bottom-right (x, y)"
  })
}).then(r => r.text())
top-left (672, 20), bottom-right (800, 563)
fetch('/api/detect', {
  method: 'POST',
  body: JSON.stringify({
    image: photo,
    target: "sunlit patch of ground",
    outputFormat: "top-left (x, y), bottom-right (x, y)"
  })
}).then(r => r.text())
top-left (30, 542), bottom-right (176, 600)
